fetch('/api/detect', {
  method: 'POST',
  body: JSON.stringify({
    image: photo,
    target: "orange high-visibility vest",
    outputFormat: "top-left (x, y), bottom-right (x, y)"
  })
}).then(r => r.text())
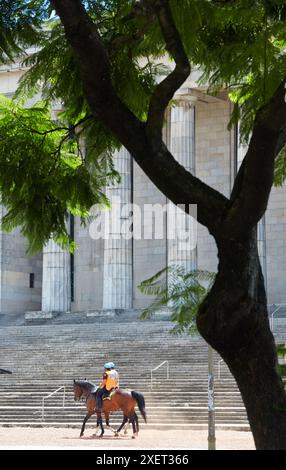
top-left (105, 370), bottom-right (118, 391)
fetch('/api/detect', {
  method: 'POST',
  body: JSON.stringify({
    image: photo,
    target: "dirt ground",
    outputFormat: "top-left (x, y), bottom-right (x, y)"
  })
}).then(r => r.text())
top-left (0, 427), bottom-right (255, 449)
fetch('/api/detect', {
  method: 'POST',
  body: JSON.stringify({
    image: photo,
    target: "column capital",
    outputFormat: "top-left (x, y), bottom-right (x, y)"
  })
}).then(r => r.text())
top-left (174, 88), bottom-right (198, 106)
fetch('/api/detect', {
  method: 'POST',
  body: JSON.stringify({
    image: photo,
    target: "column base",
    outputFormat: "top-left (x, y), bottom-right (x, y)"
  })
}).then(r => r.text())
top-left (24, 311), bottom-right (66, 320)
top-left (86, 309), bottom-right (116, 318)
top-left (24, 307), bottom-right (172, 322)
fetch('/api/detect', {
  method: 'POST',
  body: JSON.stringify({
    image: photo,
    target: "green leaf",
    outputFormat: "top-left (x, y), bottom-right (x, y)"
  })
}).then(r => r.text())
top-left (0, 95), bottom-right (115, 253)
top-left (274, 146), bottom-right (286, 186)
top-left (138, 265), bottom-right (215, 336)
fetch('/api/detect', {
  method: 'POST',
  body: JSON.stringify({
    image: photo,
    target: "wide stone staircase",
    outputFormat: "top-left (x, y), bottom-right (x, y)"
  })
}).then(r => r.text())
top-left (0, 311), bottom-right (285, 432)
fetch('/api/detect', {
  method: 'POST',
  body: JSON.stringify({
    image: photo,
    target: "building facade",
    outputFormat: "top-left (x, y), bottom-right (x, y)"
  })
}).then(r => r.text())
top-left (0, 64), bottom-right (285, 314)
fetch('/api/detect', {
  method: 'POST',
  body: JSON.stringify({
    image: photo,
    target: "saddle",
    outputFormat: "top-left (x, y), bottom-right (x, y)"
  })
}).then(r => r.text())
top-left (102, 388), bottom-right (117, 401)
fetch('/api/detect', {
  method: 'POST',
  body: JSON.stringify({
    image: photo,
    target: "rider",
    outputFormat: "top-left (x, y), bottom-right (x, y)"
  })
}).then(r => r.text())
top-left (109, 362), bottom-right (119, 388)
top-left (96, 362), bottom-right (119, 411)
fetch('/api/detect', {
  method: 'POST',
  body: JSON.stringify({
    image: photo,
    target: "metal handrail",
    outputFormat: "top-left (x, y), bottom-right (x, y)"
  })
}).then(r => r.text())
top-left (151, 360), bottom-right (169, 390)
top-left (41, 386), bottom-right (66, 421)
top-left (218, 359), bottom-right (224, 381)
top-left (269, 304), bottom-right (282, 331)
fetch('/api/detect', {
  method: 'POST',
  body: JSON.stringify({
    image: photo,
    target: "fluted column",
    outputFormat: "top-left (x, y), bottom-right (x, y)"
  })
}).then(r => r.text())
top-left (42, 240), bottom-right (71, 312)
top-left (167, 97), bottom-right (197, 278)
top-left (102, 147), bottom-right (132, 309)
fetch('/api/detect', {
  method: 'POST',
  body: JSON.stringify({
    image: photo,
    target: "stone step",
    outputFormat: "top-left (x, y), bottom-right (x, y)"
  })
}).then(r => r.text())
top-left (0, 316), bottom-right (251, 429)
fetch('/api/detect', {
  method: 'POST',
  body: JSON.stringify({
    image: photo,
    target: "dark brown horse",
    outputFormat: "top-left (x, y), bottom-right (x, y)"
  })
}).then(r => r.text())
top-left (73, 379), bottom-right (147, 438)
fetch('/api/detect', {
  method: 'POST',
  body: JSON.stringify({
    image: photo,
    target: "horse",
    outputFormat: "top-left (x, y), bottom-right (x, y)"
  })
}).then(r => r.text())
top-left (73, 379), bottom-right (147, 438)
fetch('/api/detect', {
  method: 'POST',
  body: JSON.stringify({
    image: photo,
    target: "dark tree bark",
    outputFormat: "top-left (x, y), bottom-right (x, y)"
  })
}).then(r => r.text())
top-left (197, 230), bottom-right (286, 449)
top-left (50, 0), bottom-right (286, 448)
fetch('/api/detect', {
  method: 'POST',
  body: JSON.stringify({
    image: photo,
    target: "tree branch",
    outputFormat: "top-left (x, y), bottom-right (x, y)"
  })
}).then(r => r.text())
top-left (50, 0), bottom-right (112, 110)
top-left (225, 79), bottom-right (286, 235)
top-left (50, 1), bottom-right (146, 148)
top-left (108, 22), bottom-right (152, 54)
top-left (132, 142), bottom-right (228, 235)
top-left (211, 0), bottom-right (236, 4)
top-left (146, 0), bottom-right (190, 145)
top-left (50, 0), bottom-right (228, 235)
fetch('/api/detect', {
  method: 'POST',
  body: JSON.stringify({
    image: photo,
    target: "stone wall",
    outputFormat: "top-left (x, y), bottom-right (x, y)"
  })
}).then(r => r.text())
top-left (133, 161), bottom-right (168, 308)
top-left (266, 185), bottom-right (286, 304)
top-left (0, 220), bottom-right (42, 314)
top-left (72, 218), bottom-right (104, 311)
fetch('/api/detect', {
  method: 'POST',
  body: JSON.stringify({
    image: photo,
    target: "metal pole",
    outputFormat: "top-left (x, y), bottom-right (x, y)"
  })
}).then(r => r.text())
top-left (42, 398), bottom-right (45, 421)
top-left (208, 345), bottom-right (216, 450)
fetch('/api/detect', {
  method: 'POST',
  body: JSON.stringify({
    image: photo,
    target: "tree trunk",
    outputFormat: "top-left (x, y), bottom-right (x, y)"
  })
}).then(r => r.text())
top-left (197, 229), bottom-right (286, 449)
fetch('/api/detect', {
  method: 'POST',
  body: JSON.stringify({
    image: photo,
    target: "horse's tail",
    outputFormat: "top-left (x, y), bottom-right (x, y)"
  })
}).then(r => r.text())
top-left (131, 391), bottom-right (147, 423)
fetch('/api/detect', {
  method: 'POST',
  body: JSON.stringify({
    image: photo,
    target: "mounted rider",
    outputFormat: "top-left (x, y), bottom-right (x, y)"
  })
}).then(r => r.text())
top-left (109, 362), bottom-right (119, 388)
top-left (96, 362), bottom-right (119, 412)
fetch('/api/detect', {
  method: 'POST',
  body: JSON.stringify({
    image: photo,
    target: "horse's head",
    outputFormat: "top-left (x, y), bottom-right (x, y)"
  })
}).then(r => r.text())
top-left (73, 379), bottom-right (96, 401)
top-left (73, 379), bottom-right (84, 401)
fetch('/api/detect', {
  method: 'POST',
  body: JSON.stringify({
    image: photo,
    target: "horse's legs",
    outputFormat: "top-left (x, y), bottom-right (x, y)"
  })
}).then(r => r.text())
top-left (115, 415), bottom-right (128, 436)
top-left (130, 415), bottom-right (137, 439)
top-left (124, 422), bottom-right (130, 434)
top-left (80, 412), bottom-right (92, 437)
top-left (92, 413), bottom-right (104, 438)
top-left (134, 412), bottom-right (139, 434)
top-left (123, 418), bottom-right (131, 435)
top-left (97, 413), bottom-right (104, 437)
top-left (105, 412), bottom-right (116, 435)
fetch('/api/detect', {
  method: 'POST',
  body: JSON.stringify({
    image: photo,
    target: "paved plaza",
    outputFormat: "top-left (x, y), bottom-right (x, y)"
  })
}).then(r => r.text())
top-left (0, 427), bottom-right (255, 450)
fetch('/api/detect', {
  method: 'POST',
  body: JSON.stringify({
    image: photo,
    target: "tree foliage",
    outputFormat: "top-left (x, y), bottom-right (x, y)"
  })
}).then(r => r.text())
top-left (16, 0), bottom-right (286, 141)
top-left (0, 0), bottom-right (49, 62)
top-left (0, 95), bottom-right (116, 253)
top-left (276, 343), bottom-right (286, 385)
top-left (274, 146), bottom-right (286, 187)
top-left (138, 266), bottom-right (215, 335)
top-left (0, 0), bottom-right (285, 249)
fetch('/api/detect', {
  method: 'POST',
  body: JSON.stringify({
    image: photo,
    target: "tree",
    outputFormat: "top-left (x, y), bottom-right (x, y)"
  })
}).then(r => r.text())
top-left (0, 1), bottom-right (48, 61)
top-left (0, 0), bottom-right (286, 448)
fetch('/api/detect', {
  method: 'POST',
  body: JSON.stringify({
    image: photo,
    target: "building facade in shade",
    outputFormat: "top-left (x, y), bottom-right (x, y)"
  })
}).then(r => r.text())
top-left (0, 63), bottom-right (285, 314)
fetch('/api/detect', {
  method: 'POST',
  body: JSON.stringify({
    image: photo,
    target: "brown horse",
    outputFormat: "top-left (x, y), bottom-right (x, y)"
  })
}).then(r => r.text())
top-left (73, 379), bottom-right (147, 438)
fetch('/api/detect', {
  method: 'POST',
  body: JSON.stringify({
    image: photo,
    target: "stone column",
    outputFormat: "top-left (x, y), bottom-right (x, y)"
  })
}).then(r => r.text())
top-left (102, 147), bottom-right (132, 309)
top-left (42, 240), bottom-right (71, 312)
top-left (167, 96), bottom-right (198, 277)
